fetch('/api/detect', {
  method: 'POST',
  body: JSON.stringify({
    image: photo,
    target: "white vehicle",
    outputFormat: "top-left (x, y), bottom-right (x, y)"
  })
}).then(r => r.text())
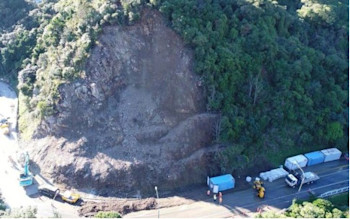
top-left (285, 172), bottom-right (320, 188)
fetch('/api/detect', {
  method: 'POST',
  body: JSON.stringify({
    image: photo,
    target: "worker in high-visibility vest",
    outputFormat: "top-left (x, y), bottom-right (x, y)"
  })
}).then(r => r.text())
top-left (218, 192), bottom-right (223, 204)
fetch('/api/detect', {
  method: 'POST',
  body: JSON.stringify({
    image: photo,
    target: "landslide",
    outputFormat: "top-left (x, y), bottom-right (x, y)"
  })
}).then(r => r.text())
top-left (23, 9), bottom-right (219, 196)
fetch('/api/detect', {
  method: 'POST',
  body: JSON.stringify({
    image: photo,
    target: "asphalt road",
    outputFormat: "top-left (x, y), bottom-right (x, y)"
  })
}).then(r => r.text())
top-left (125, 159), bottom-right (349, 218)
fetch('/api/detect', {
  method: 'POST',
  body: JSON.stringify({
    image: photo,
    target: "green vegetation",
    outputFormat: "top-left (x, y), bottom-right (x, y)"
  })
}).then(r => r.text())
top-left (154, 0), bottom-right (348, 170)
top-left (95, 211), bottom-right (122, 218)
top-left (0, 0), bottom-right (34, 31)
top-left (0, 192), bottom-right (5, 212)
top-left (0, 0), bottom-right (55, 87)
top-left (327, 192), bottom-right (349, 211)
top-left (286, 198), bottom-right (348, 218)
top-left (1, 206), bottom-right (37, 218)
top-left (13, 0), bottom-right (145, 139)
top-left (0, 0), bottom-right (348, 171)
top-left (257, 196), bottom-right (349, 218)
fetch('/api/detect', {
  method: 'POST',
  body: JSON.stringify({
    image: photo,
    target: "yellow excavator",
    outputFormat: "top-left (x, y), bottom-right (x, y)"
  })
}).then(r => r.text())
top-left (61, 190), bottom-right (81, 204)
top-left (38, 185), bottom-right (81, 204)
top-left (0, 117), bottom-right (10, 135)
top-left (253, 178), bottom-right (265, 199)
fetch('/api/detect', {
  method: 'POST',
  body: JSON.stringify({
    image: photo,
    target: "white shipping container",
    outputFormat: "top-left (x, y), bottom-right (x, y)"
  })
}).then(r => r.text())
top-left (284, 154), bottom-right (308, 170)
top-left (321, 148), bottom-right (342, 162)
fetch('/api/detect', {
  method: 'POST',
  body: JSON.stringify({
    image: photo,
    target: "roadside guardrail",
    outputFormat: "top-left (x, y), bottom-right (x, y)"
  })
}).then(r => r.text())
top-left (318, 186), bottom-right (349, 198)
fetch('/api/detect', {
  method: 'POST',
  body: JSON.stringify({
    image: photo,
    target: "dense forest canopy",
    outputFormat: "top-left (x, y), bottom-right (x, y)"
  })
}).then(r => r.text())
top-left (0, 0), bottom-right (348, 172)
top-left (0, 0), bottom-right (33, 31)
top-left (153, 0), bottom-right (349, 170)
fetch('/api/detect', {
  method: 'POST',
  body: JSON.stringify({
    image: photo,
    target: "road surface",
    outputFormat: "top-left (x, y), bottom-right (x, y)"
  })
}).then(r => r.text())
top-left (125, 159), bottom-right (349, 218)
top-left (0, 81), bottom-right (79, 217)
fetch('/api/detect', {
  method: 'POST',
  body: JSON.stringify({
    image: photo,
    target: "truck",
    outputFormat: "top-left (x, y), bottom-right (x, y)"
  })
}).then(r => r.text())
top-left (285, 171), bottom-right (320, 188)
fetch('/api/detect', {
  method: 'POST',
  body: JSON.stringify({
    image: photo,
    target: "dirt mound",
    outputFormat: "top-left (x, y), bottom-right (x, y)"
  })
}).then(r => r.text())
top-left (22, 9), bottom-right (220, 196)
top-left (79, 198), bottom-right (157, 217)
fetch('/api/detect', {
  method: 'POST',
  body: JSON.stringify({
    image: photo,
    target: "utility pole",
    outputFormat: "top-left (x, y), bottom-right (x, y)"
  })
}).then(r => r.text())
top-left (155, 186), bottom-right (160, 218)
top-left (293, 161), bottom-right (305, 193)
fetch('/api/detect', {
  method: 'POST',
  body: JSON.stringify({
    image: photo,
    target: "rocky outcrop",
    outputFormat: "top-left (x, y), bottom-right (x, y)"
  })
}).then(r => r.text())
top-left (24, 9), bottom-right (220, 196)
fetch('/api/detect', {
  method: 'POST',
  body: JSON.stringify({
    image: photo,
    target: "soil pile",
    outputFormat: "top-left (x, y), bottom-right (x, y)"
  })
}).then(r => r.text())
top-left (22, 9), bottom-right (219, 196)
top-left (79, 198), bottom-right (157, 217)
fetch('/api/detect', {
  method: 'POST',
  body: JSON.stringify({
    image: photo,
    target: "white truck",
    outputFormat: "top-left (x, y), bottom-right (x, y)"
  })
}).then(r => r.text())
top-left (285, 172), bottom-right (320, 188)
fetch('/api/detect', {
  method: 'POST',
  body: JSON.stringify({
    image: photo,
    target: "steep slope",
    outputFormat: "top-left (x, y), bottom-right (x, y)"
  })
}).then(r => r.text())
top-left (23, 9), bottom-right (219, 196)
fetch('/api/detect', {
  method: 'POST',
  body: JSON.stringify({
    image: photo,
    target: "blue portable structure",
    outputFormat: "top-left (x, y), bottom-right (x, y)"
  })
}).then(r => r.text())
top-left (19, 152), bottom-right (33, 187)
top-left (304, 151), bottom-right (325, 166)
top-left (207, 174), bottom-right (235, 193)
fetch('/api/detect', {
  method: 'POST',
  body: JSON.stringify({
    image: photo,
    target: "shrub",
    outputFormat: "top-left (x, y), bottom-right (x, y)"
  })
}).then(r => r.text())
top-left (2, 206), bottom-right (37, 218)
top-left (95, 211), bottom-right (121, 218)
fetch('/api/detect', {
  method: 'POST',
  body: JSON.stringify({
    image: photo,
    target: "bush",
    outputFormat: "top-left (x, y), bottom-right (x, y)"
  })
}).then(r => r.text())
top-left (2, 206), bottom-right (37, 218)
top-left (285, 198), bottom-right (347, 218)
top-left (95, 211), bottom-right (121, 218)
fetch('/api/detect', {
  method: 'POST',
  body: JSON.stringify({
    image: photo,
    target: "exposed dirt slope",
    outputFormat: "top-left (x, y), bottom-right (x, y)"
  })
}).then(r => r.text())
top-left (22, 9), bottom-right (219, 196)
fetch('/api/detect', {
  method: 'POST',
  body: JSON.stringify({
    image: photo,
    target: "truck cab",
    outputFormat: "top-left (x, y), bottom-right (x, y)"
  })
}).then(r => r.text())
top-left (285, 174), bottom-right (298, 188)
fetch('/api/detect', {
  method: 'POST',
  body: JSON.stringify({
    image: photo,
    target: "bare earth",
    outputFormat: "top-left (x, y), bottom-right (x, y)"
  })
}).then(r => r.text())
top-left (21, 9), bottom-right (220, 200)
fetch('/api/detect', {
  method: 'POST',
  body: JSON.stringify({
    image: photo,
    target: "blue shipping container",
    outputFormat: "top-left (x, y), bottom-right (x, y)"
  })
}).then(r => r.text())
top-left (208, 174), bottom-right (235, 192)
top-left (304, 151), bottom-right (325, 166)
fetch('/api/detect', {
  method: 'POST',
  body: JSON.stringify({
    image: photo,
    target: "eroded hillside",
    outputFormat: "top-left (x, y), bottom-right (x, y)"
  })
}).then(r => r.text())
top-left (23, 9), bottom-right (219, 196)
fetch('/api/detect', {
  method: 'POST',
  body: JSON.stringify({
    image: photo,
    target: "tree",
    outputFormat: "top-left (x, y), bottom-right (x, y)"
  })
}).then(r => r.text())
top-left (326, 122), bottom-right (344, 142)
